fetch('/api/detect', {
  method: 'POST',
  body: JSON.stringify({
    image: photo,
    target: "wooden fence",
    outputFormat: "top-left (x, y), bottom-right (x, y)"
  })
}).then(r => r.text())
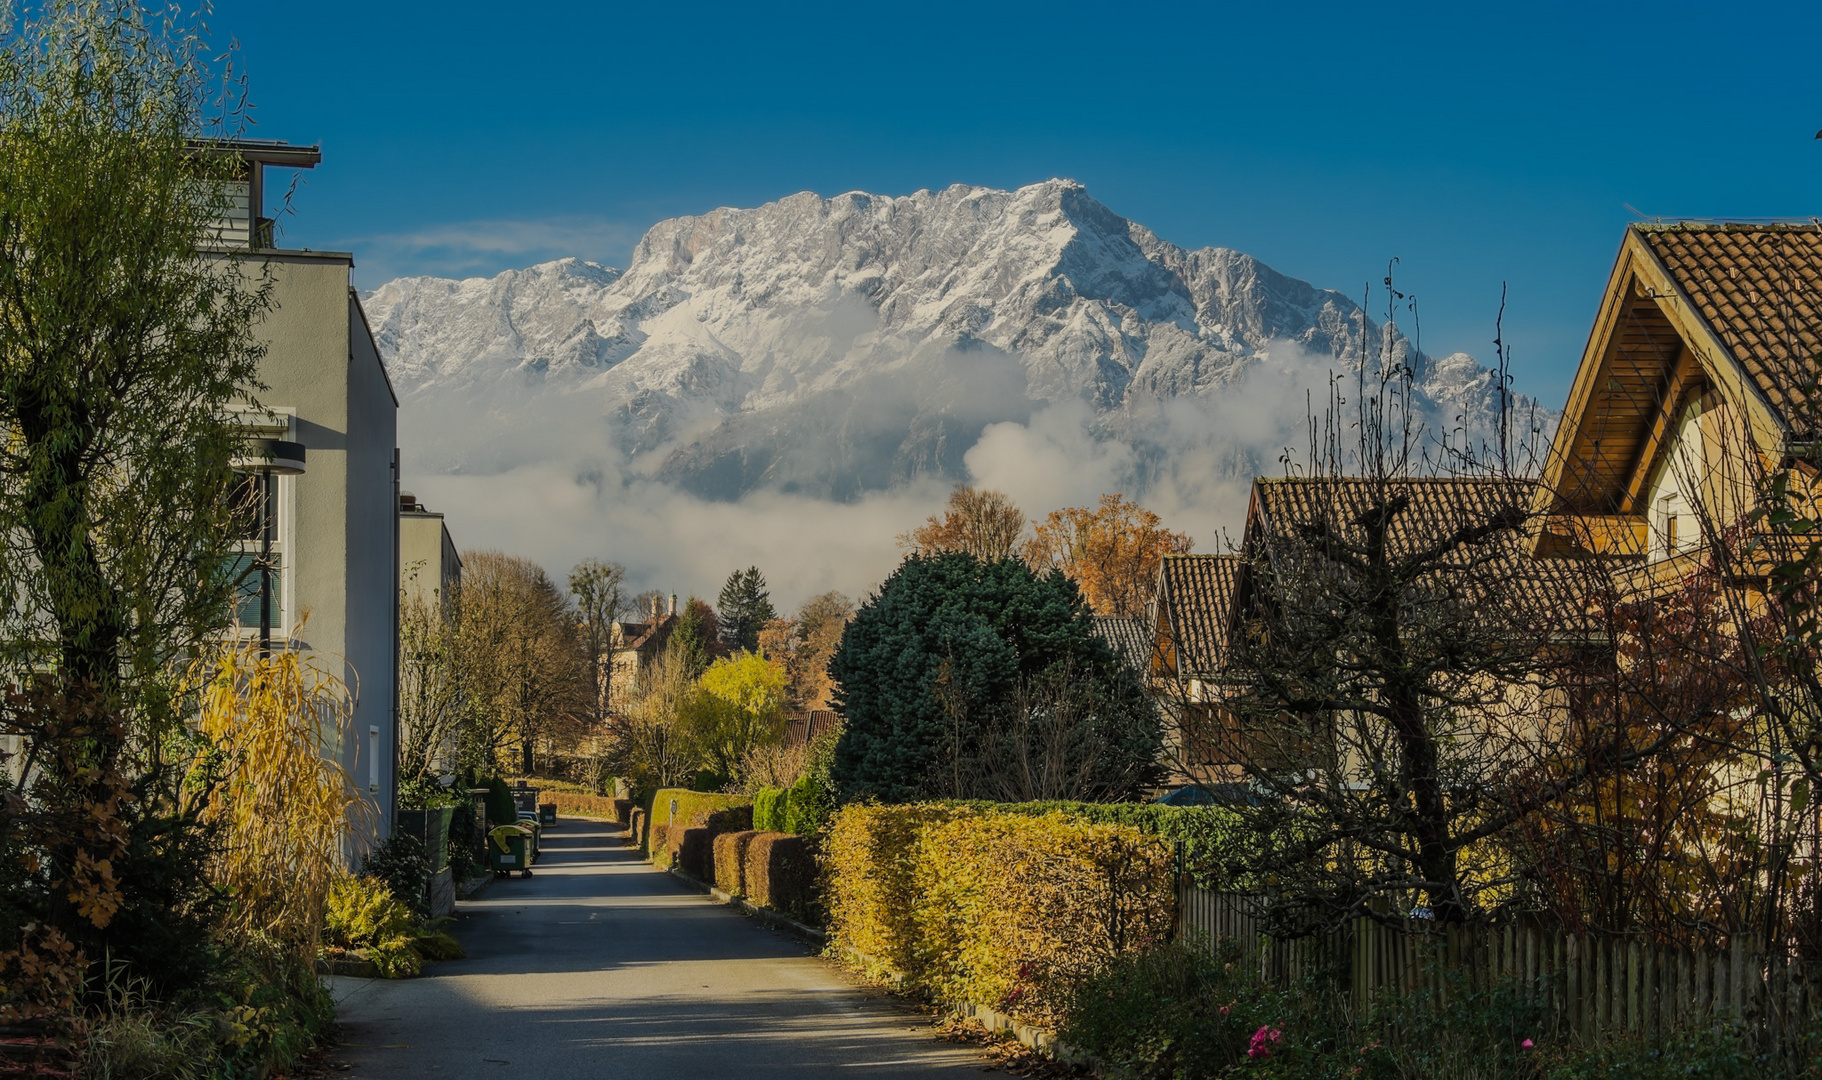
top-left (1177, 884), bottom-right (1821, 1053)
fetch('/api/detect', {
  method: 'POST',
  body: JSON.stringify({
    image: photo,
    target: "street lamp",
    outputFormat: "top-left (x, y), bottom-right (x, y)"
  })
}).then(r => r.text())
top-left (231, 438), bottom-right (306, 656)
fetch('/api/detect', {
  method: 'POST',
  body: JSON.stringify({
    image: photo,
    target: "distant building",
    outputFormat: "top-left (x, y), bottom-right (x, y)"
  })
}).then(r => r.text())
top-left (210, 139), bottom-right (400, 849)
top-left (608, 594), bottom-right (678, 704)
top-left (398, 491), bottom-right (461, 611)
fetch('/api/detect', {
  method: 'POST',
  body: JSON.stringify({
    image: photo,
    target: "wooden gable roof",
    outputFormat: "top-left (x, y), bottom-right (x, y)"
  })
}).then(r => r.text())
top-left (1151, 553), bottom-right (1243, 679)
top-left (1532, 224), bottom-right (1822, 555)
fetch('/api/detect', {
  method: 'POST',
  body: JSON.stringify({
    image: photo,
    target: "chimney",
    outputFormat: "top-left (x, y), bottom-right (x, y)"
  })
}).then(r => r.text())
top-left (669, 593), bottom-right (678, 617)
top-left (650, 594), bottom-right (660, 620)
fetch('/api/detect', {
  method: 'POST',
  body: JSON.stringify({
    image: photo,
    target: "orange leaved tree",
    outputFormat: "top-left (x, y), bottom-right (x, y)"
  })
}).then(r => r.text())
top-left (1022, 494), bottom-right (1193, 617)
top-left (898, 484), bottom-right (1027, 561)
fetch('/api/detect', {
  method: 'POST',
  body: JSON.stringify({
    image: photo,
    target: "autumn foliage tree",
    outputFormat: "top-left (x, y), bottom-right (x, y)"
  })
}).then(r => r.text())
top-left (757, 590), bottom-right (853, 715)
top-left (1023, 494), bottom-right (1193, 617)
top-left (899, 484), bottom-right (1028, 561)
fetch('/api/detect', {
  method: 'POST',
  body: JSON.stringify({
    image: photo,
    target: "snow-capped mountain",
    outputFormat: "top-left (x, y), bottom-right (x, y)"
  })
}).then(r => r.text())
top-left (365, 180), bottom-right (1531, 500)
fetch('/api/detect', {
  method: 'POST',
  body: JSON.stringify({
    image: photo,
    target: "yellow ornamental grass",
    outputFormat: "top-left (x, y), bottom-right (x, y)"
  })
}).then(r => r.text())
top-left (825, 804), bottom-right (1173, 1028)
top-left (187, 636), bottom-right (371, 959)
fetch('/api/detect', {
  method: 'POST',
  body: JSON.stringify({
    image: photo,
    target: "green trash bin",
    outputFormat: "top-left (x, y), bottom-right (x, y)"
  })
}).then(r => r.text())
top-left (488, 825), bottom-right (532, 878)
top-left (538, 802), bottom-right (556, 826)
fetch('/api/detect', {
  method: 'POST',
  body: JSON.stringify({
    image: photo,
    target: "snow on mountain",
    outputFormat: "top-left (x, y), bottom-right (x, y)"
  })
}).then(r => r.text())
top-left (364, 180), bottom-right (1534, 502)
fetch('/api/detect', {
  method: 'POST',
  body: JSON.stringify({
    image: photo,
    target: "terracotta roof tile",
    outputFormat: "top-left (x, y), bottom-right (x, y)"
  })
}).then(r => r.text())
top-left (1636, 224), bottom-right (1822, 439)
top-left (1249, 477), bottom-right (1596, 631)
top-left (1093, 615), bottom-right (1154, 673)
top-left (1155, 554), bottom-right (1243, 676)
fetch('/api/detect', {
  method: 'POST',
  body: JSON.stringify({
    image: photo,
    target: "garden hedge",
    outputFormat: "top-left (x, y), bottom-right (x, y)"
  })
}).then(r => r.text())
top-left (628, 808), bottom-right (646, 851)
top-left (743, 832), bottom-right (816, 922)
top-left (612, 798), bottom-right (634, 825)
top-left (539, 791), bottom-right (620, 819)
top-left (753, 787), bottom-right (785, 832)
top-left (713, 830), bottom-right (759, 895)
top-left (648, 789), bottom-right (752, 834)
top-left (938, 799), bottom-right (1244, 890)
top-left (825, 803), bottom-right (1173, 1027)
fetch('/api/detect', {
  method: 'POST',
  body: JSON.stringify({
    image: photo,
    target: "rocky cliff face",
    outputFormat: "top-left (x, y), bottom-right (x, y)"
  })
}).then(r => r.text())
top-left (364, 179), bottom-right (1527, 500)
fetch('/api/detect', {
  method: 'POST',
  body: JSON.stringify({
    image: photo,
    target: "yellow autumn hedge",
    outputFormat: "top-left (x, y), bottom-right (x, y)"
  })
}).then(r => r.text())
top-left (824, 803), bottom-right (1173, 1028)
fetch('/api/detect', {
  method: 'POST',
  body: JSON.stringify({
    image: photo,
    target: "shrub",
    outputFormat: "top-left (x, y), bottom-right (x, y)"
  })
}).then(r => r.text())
top-left (629, 808), bottom-right (647, 851)
top-left (649, 788), bottom-right (753, 834)
top-left (323, 876), bottom-right (422, 979)
top-left (676, 827), bottom-right (715, 881)
top-left (782, 771), bottom-right (834, 836)
top-left (754, 786), bottom-right (786, 832)
top-left (939, 798), bottom-right (1246, 890)
top-left (479, 776), bottom-right (517, 830)
top-left (447, 798), bottom-right (483, 882)
top-left (649, 823), bottom-right (673, 870)
top-left (540, 790), bottom-right (620, 819)
top-left (714, 830), bottom-right (759, 895)
top-left (360, 833), bottom-right (430, 916)
top-left (824, 803), bottom-right (1173, 1027)
top-left (612, 798), bottom-right (634, 824)
top-left (744, 832), bottom-right (817, 921)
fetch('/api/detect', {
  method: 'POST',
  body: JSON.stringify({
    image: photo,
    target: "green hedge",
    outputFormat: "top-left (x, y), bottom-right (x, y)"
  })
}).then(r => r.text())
top-left (649, 789), bottom-right (752, 834)
top-left (752, 778), bottom-right (834, 837)
top-left (754, 787), bottom-right (786, 832)
top-left (935, 799), bottom-right (1244, 889)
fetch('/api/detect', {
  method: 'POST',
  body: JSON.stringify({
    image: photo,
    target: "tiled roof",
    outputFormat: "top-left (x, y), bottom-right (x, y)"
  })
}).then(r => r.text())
top-left (1249, 476), bottom-right (1598, 631)
top-left (1155, 554), bottom-right (1243, 676)
top-left (1093, 616), bottom-right (1154, 674)
top-left (1636, 224), bottom-right (1822, 439)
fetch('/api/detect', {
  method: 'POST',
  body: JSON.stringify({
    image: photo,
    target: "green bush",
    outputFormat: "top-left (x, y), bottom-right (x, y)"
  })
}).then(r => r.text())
top-left (1058, 939), bottom-right (1768, 1080)
top-left (782, 772), bottom-right (834, 836)
top-left (648, 788), bottom-right (752, 834)
top-left (754, 786), bottom-right (786, 832)
top-left (360, 833), bottom-right (430, 917)
top-left (479, 776), bottom-right (517, 830)
top-left (446, 798), bottom-right (483, 882)
top-left (323, 876), bottom-right (422, 979)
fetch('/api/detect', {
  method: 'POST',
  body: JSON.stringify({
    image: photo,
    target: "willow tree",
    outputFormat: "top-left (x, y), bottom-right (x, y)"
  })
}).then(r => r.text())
top-left (0, 0), bottom-right (273, 1005)
top-left (0, 1), bottom-right (269, 733)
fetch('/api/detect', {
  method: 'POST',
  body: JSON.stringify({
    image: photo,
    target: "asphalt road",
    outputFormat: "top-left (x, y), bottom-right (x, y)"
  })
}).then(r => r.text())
top-left (328, 817), bottom-right (987, 1079)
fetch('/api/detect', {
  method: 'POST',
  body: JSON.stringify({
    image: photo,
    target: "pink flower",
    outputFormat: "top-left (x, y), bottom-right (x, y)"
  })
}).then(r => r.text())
top-left (1248, 1026), bottom-right (1283, 1060)
top-left (1521, 1039), bottom-right (1535, 1050)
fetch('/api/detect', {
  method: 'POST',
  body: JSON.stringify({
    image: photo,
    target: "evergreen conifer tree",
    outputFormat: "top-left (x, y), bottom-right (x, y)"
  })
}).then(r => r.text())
top-left (716, 566), bottom-right (777, 653)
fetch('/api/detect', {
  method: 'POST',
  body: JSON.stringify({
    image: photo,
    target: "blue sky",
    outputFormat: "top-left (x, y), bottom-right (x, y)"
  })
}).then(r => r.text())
top-left (215, 0), bottom-right (1822, 405)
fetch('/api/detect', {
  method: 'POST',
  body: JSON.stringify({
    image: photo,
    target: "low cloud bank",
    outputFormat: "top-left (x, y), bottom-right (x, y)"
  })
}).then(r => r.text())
top-left (397, 340), bottom-right (1495, 610)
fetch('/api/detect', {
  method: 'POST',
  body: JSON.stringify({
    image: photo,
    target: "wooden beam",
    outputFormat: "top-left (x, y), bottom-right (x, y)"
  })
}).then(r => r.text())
top-left (1621, 348), bottom-right (1703, 514)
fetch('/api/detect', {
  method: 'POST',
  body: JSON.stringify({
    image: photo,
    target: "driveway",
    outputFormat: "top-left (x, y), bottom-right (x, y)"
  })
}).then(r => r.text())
top-left (328, 817), bottom-right (987, 1078)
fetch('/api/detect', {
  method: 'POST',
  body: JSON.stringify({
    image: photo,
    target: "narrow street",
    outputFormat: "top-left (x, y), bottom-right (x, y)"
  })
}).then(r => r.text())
top-left (328, 818), bottom-right (989, 1078)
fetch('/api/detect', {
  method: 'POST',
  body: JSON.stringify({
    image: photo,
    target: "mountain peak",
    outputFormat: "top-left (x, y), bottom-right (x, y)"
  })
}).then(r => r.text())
top-left (365, 182), bottom-right (1526, 499)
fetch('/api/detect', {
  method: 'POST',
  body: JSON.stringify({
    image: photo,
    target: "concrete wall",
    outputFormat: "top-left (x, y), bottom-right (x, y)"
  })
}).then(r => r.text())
top-left (243, 251), bottom-right (398, 849)
top-left (400, 510), bottom-right (459, 610)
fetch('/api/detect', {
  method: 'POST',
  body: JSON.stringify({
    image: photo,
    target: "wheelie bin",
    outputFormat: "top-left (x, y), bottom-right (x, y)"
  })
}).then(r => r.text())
top-left (488, 824), bottom-right (533, 878)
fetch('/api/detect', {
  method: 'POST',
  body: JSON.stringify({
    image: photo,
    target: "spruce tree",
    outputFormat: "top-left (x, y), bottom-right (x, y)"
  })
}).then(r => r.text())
top-left (716, 565), bottom-right (777, 653)
top-left (828, 552), bottom-right (1162, 802)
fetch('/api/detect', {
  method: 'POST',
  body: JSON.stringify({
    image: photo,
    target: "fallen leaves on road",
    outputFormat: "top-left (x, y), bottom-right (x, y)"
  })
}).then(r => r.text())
top-left (933, 1016), bottom-right (1092, 1078)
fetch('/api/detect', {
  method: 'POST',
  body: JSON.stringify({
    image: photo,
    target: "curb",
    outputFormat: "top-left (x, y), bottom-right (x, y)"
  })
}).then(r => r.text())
top-left (661, 865), bottom-right (828, 945)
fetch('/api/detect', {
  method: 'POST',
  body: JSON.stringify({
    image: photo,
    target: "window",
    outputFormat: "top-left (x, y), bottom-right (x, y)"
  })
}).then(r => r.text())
top-left (1659, 493), bottom-right (1681, 559)
top-left (226, 471), bottom-right (289, 635)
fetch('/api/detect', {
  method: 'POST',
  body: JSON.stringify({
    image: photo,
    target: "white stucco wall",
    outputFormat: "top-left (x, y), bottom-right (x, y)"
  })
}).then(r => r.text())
top-left (242, 252), bottom-right (399, 849)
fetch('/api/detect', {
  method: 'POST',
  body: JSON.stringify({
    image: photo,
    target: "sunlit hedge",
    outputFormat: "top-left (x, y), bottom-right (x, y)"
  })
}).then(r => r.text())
top-left (539, 791), bottom-right (620, 820)
top-left (825, 803), bottom-right (1173, 1027)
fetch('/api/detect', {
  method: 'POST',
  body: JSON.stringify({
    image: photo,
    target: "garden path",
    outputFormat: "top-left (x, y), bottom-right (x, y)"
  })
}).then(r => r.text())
top-left (327, 816), bottom-right (988, 1079)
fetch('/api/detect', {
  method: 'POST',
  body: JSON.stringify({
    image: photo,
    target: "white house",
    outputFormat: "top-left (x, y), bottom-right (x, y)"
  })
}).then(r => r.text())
top-left (209, 139), bottom-right (401, 848)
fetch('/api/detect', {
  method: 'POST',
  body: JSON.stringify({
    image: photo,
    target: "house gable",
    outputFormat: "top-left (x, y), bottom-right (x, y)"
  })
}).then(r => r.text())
top-left (1531, 224), bottom-right (1822, 558)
